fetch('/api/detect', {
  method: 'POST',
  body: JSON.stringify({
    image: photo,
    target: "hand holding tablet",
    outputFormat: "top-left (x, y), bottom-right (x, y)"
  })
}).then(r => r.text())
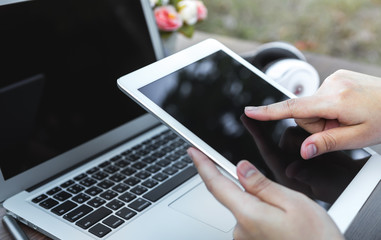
top-left (188, 147), bottom-right (344, 240)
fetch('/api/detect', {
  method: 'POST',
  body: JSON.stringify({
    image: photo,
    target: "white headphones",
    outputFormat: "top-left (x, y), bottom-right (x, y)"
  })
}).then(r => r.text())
top-left (247, 42), bottom-right (320, 97)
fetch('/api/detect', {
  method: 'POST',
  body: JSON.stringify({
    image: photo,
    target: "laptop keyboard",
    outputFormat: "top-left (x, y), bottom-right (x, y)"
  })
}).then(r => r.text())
top-left (30, 129), bottom-right (197, 238)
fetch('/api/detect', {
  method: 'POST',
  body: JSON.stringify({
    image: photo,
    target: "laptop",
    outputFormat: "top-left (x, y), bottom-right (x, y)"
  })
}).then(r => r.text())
top-left (1, 0), bottom-right (236, 239)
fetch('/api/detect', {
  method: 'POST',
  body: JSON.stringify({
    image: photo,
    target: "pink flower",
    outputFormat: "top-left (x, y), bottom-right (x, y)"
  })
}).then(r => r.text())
top-left (196, 1), bottom-right (207, 21)
top-left (154, 6), bottom-right (183, 32)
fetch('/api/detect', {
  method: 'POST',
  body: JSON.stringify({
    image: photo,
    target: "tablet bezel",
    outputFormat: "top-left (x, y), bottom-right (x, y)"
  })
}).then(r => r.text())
top-left (117, 38), bottom-right (381, 233)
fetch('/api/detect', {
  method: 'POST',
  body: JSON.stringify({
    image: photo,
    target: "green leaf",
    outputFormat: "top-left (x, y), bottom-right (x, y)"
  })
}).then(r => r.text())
top-left (179, 25), bottom-right (195, 38)
top-left (170, 0), bottom-right (182, 9)
top-left (159, 31), bottom-right (175, 39)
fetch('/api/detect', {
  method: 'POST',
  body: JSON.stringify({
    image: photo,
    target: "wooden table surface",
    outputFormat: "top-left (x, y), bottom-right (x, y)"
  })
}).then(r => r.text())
top-left (0, 207), bottom-right (49, 240)
top-left (2, 32), bottom-right (381, 239)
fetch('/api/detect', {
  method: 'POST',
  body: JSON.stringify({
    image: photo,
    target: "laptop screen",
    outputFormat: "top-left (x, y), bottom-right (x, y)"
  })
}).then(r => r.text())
top-left (0, 0), bottom-right (160, 180)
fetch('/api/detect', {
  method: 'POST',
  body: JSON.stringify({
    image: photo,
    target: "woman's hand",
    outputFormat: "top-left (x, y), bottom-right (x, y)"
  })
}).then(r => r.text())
top-left (188, 147), bottom-right (344, 240)
top-left (245, 70), bottom-right (381, 159)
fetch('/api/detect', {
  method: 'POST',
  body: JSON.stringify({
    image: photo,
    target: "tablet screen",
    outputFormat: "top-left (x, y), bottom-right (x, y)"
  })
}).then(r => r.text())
top-left (139, 50), bottom-right (370, 209)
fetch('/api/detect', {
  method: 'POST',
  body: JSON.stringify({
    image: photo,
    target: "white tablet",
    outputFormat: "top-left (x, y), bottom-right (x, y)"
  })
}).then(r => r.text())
top-left (117, 39), bottom-right (381, 232)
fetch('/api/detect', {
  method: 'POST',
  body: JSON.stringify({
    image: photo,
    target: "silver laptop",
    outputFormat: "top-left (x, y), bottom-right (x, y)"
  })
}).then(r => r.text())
top-left (0, 0), bottom-right (236, 239)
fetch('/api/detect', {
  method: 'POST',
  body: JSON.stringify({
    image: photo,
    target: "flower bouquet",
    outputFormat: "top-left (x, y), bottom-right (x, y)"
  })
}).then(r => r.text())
top-left (151, 0), bottom-right (207, 38)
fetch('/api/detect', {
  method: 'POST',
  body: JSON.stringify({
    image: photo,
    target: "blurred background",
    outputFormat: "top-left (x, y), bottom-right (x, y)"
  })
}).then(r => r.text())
top-left (198, 0), bottom-right (381, 65)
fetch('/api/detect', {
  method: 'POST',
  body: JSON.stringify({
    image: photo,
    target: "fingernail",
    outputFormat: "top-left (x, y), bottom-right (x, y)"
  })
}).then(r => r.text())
top-left (244, 106), bottom-right (257, 112)
top-left (237, 161), bottom-right (256, 178)
top-left (306, 144), bottom-right (317, 159)
top-left (186, 148), bottom-right (194, 159)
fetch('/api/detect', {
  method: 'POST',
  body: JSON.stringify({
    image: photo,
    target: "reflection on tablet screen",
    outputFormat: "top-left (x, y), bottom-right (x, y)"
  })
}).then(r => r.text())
top-left (139, 50), bottom-right (370, 209)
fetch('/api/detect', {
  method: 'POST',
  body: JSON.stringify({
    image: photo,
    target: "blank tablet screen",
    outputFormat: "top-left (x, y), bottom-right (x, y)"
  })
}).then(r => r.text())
top-left (139, 50), bottom-right (370, 209)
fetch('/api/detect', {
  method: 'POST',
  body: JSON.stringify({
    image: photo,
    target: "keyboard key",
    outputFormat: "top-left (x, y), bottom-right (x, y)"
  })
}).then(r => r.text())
top-left (89, 223), bottom-right (111, 238)
top-left (79, 177), bottom-right (97, 187)
top-left (163, 166), bottom-right (178, 175)
top-left (174, 149), bottom-right (186, 158)
top-left (104, 165), bottom-right (120, 174)
top-left (124, 153), bottom-right (140, 162)
top-left (74, 173), bottom-right (87, 181)
top-left (114, 159), bottom-right (129, 168)
top-left (112, 183), bottom-right (129, 193)
top-left (124, 177), bottom-right (140, 186)
top-left (106, 199), bottom-right (124, 210)
top-left (141, 156), bottom-right (155, 164)
top-left (135, 148), bottom-right (150, 156)
top-left (99, 190), bottom-right (118, 200)
top-left (131, 162), bottom-right (147, 170)
top-left (67, 184), bottom-right (85, 194)
top-left (121, 149), bottom-right (133, 156)
top-left (161, 146), bottom-right (175, 153)
top-left (60, 180), bottom-right (75, 188)
top-left (110, 155), bottom-right (123, 162)
top-left (32, 194), bottom-right (48, 203)
top-left (132, 144), bottom-right (143, 151)
top-left (63, 205), bottom-right (93, 222)
top-left (157, 159), bottom-right (170, 167)
top-left (142, 179), bottom-right (158, 188)
top-left (118, 192), bottom-right (136, 203)
top-left (72, 193), bottom-right (91, 204)
top-left (102, 215), bottom-right (124, 229)
top-left (46, 187), bottom-right (61, 196)
top-left (51, 200), bottom-right (77, 216)
top-left (109, 173), bottom-right (126, 183)
top-left (152, 172), bottom-right (168, 182)
top-left (144, 166), bottom-right (197, 202)
top-left (135, 171), bottom-right (151, 180)
top-left (76, 206), bottom-right (112, 229)
top-left (173, 161), bottom-right (187, 169)
top-left (115, 207), bottom-right (136, 220)
top-left (128, 198), bottom-right (151, 212)
top-left (152, 150), bottom-right (166, 158)
top-left (98, 161), bottom-right (111, 169)
top-left (130, 186), bottom-right (148, 195)
top-left (92, 171), bottom-right (109, 180)
top-left (145, 165), bottom-right (161, 174)
top-left (39, 198), bottom-right (59, 209)
top-left (120, 167), bottom-right (136, 176)
top-left (87, 197), bottom-right (106, 208)
top-left (86, 167), bottom-right (99, 174)
top-left (145, 145), bottom-right (156, 152)
top-left (85, 186), bottom-right (103, 196)
top-left (53, 191), bottom-right (72, 201)
top-left (97, 179), bottom-right (115, 189)
top-left (181, 156), bottom-right (193, 163)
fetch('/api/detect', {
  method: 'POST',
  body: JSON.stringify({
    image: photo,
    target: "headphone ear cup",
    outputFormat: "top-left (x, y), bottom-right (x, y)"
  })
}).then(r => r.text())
top-left (248, 41), bottom-right (320, 97)
top-left (265, 59), bottom-right (320, 97)
top-left (249, 42), bottom-right (306, 70)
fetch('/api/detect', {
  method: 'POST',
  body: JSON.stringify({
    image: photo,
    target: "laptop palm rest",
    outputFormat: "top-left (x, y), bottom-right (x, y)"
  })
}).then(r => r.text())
top-left (169, 183), bottom-right (236, 232)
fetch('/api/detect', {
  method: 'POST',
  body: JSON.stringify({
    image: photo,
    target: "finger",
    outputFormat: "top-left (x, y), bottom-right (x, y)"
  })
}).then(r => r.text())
top-left (236, 160), bottom-right (300, 210)
top-left (245, 96), bottom-right (336, 121)
top-left (296, 118), bottom-right (341, 134)
top-left (187, 148), bottom-right (254, 212)
top-left (300, 125), bottom-right (370, 159)
top-left (188, 148), bottom-right (285, 228)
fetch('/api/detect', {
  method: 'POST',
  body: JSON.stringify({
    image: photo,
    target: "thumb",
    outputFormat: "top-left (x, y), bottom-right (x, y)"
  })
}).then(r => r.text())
top-left (236, 160), bottom-right (297, 209)
top-left (300, 125), bottom-right (368, 159)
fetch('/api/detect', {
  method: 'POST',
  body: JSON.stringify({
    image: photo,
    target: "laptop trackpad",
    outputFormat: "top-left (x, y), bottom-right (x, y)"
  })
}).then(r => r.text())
top-left (169, 183), bottom-right (236, 232)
